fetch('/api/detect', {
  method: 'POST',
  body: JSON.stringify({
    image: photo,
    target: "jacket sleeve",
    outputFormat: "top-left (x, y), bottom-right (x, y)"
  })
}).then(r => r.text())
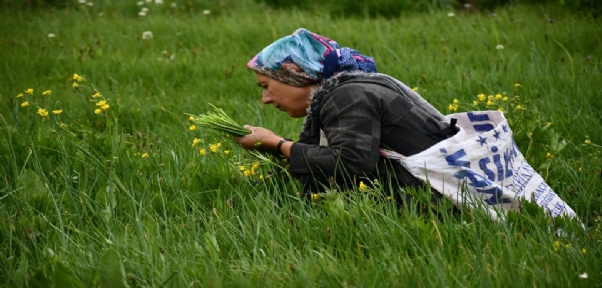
top-left (289, 83), bottom-right (383, 177)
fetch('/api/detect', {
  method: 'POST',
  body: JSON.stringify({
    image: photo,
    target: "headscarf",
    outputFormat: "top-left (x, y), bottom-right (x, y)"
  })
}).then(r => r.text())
top-left (247, 28), bottom-right (377, 87)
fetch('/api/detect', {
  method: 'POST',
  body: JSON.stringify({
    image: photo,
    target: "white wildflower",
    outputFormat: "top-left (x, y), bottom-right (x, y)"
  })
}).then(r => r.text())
top-left (171, 2), bottom-right (177, 7)
top-left (496, 44), bottom-right (504, 50)
top-left (137, 1), bottom-right (144, 6)
top-left (146, 0), bottom-right (152, 3)
top-left (141, 7), bottom-right (149, 12)
top-left (78, 0), bottom-right (86, 3)
top-left (48, 33), bottom-right (56, 38)
top-left (86, 2), bottom-right (93, 6)
top-left (579, 273), bottom-right (588, 279)
top-left (154, 0), bottom-right (163, 4)
top-left (142, 31), bottom-right (153, 40)
top-left (139, 11), bottom-right (147, 17)
top-left (447, 12), bottom-right (455, 17)
top-left (203, 9), bottom-right (211, 15)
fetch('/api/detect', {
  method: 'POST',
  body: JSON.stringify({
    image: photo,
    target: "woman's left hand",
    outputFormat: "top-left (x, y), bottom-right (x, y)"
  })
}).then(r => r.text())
top-left (235, 125), bottom-right (281, 151)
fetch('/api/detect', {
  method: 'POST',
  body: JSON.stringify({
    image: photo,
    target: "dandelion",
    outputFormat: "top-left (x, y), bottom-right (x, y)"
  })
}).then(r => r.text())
top-left (477, 93), bottom-right (486, 101)
top-left (209, 144), bottom-right (219, 153)
top-left (496, 44), bottom-right (504, 50)
top-left (412, 87), bottom-right (418, 92)
top-left (359, 181), bottom-right (367, 191)
top-left (141, 152), bottom-right (149, 158)
top-left (73, 73), bottom-right (84, 82)
top-left (142, 31), bottom-right (153, 40)
top-left (515, 105), bottom-right (522, 109)
top-left (584, 139), bottom-right (591, 145)
top-left (311, 193), bottom-right (319, 202)
top-left (37, 108), bottom-right (49, 117)
top-left (203, 9), bottom-right (211, 15)
top-left (48, 33), bottom-right (56, 38)
top-left (486, 100), bottom-right (494, 106)
top-left (192, 138), bottom-right (202, 147)
top-left (514, 83), bottom-right (521, 88)
top-left (199, 149), bottom-right (206, 156)
top-left (224, 150), bottom-right (230, 155)
top-left (94, 108), bottom-right (102, 114)
top-left (25, 88), bottom-right (33, 95)
top-left (553, 241), bottom-right (561, 251)
top-left (52, 109), bottom-right (63, 115)
top-left (189, 125), bottom-right (196, 131)
top-left (93, 92), bottom-right (101, 98)
top-left (21, 101), bottom-right (29, 107)
top-left (17, 93), bottom-right (23, 98)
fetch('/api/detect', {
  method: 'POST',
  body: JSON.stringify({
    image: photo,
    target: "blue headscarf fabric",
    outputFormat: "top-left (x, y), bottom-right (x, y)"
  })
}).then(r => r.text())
top-left (247, 28), bottom-right (377, 87)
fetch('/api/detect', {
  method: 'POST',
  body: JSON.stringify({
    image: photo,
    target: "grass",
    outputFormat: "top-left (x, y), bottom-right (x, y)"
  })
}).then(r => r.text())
top-left (0, 1), bottom-right (601, 287)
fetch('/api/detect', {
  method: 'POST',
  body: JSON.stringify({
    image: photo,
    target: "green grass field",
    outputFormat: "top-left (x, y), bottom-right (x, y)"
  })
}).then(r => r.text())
top-left (1, 1), bottom-right (601, 287)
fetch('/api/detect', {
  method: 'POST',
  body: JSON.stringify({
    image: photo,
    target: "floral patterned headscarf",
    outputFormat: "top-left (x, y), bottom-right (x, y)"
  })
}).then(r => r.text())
top-left (247, 28), bottom-right (377, 87)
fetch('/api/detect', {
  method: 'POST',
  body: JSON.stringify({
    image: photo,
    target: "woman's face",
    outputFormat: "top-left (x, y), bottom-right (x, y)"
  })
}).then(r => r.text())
top-left (255, 71), bottom-right (315, 118)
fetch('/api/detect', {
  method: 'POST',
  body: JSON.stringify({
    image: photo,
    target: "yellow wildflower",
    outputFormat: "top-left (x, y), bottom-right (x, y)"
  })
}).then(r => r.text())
top-left (495, 94), bottom-right (502, 100)
top-left (25, 88), bottom-right (33, 95)
top-left (243, 170), bottom-right (251, 177)
top-left (584, 139), bottom-right (591, 145)
top-left (448, 104), bottom-right (458, 111)
top-left (188, 116), bottom-right (194, 121)
top-left (453, 99), bottom-right (459, 104)
top-left (486, 100), bottom-right (494, 106)
top-left (473, 100), bottom-right (478, 106)
top-left (141, 153), bottom-right (149, 158)
top-left (359, 181), bottom-right (367, 191)
top-left (546, 122), bottom-right (553, 128)
top-left (224, 150), bottom-right (230, 155)
top-left (42, 90), bottom-right (52, 96)
top-left (199, 149), bottom-right (206, 156)
top-left (192, 138), bottom-right (202, 147)
top-left (311, 193), bottom-right (319, 202)
top-left (92, 92), bottom-right (101, 98)
top-left (386, 196), bottom-right (392, 201)
top-left (37, 108), bottom-right (49, 117)
top-left (497, 107), bottom-right (506, 113)
top-left (189, 125), bottom-right (196, 131)
top-left (73, 73), bottom-right (84, 82)
top-left (209, 144), bottom-right (219, 153)
top-left (477, 93), bottom-right (486, 101)
top-left (546, 152), bottom-right (553, 159)
top-left (216, 143), bottom-right (222, 147)
top-left (94, 108), bottom-right (102, 114)
top-left (259, 175), bottom-right (264, 180)
top-left (17, 93), bottom-right (23, 98)
top-left (582, 248), bottom-right (586, 254)
top-left (412, 87), bottom-right (418, 92)
top-left (101, 104), bottom-right (110, 110)
top-left (578, 167), bottom-right (582, 172)
top-left (72, 82), bottom-right (78, 88)
top-left (515, 105), bottom-right (522, 109)
top-left (21, 101), bottom-right (29, 107)
top-left (239, 165), bottom-right (247, 171)
top-left (553, 241), bottom-right (560, 251)
top-left (96, 100), bottom-right (107, 106)
top-left (502, 96), bottom-right (508, 101)
top-left (514, 83), bottom-right (521, 88)
top-left (52, 109), bottom-right (63, 115)
top-left (252, 161), bottom-right (260, 171)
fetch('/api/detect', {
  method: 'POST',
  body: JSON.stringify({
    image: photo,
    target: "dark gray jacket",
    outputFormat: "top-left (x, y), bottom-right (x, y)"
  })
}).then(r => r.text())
top-left (289, 72), bottom-right (455, 200)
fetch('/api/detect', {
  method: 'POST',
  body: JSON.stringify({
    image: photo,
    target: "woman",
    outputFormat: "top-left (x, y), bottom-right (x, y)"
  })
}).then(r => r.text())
top-left (236, 28), bottom-right (457, 206)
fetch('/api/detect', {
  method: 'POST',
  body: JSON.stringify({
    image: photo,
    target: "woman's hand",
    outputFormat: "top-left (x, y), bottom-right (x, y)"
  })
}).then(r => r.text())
top-left (235, 125), bottom-right (281, 151)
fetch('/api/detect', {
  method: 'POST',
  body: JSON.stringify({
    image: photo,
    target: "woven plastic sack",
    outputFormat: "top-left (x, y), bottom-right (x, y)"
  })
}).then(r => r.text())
top-left (380, 111), bottom-right (577, 221)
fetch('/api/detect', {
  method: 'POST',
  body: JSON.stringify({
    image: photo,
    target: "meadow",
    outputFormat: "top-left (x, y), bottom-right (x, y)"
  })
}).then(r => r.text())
top-left (1, 0), bottom-right (601, 287)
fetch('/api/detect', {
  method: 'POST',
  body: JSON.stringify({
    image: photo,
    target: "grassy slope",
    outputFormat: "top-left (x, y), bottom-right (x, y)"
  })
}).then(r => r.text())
top-left (0, 1), bottom-right (601, 287)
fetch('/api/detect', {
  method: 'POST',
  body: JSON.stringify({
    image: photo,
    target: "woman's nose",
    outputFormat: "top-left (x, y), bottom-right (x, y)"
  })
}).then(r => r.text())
top-left (261, 91), bottom-right (272, 104)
